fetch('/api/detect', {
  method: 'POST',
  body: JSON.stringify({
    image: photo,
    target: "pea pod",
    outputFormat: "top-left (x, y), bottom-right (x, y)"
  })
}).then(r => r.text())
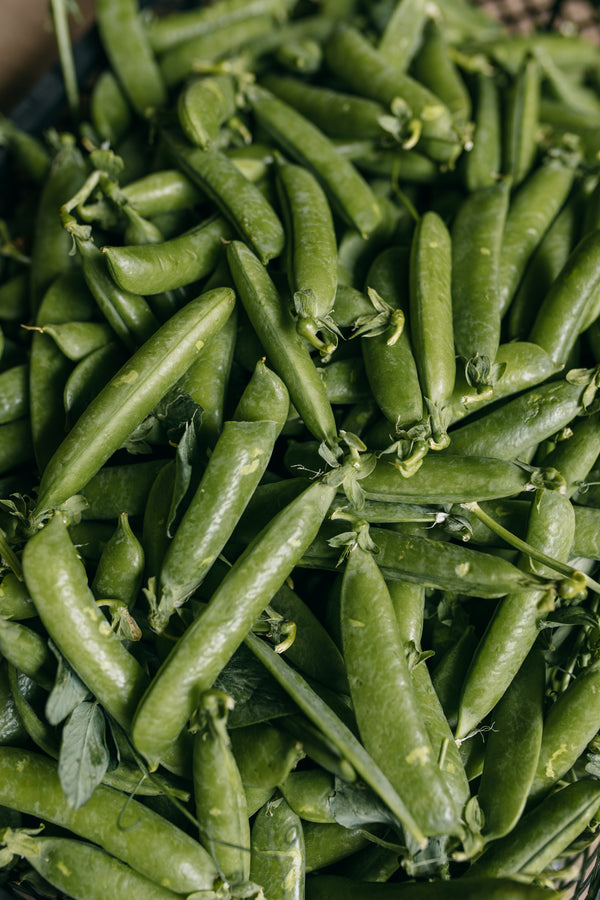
top-left (90, 69), bottom-right (132, 147)
top-left (34, 286), bottom-right (235, 513)
top-left (230, 722), bottom-right (305, 816)
top-left (0, 574), bottom-right (36, 620)
top-left (305, 874), bottom-right (565, 898)
top-left (463, 71), bottom-right (502, 192)
top-left (120, 169), bottom-right (203, 217)
top-left (411, 15), bottom-right (472, 130)
top-left (377, 0), bottom-right (428, 69)
top-left (0, 616), bottom-right (55, 691)
top-left (177, 74), bottom-right (237, 149)
top-left (91, 511), bottom-right (145, 610)
top-left (503, 53), bottom-right (541, 186)
top-left (250, 794), bottom-right (305, 899)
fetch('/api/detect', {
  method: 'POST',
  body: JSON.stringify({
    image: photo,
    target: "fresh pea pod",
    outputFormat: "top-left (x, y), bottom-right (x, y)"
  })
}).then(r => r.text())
top-left (411, 14), bottom-right (472, 130)
top-left (64, 342), bottom-right (127, 429)
top-left (39, 321), bottom-right (115, 362)
top-left (0, 616), bottom-right (55, 691)
top-left (279, 769), bottom-right (336, 824)
top-left (91, 511), bottom-right (144, 610)
top-left (230, 722), bottom-right (305, 816)
top-left (34, 286), bottom-right (235, 513)
top-left (377, 0), bottom-right (428, 69)
top-left (463, 71), bottom-right (502, 193)
top-left (0, 365), bottom-right (28, 425)
top-left (503, 53), bottom-right (541, 186)
top-left (120, 169), bottom-right (203, 217)
top-left (0, 574), bottom-right (36, 620)
top-left (305, 874), bottom-right (565, 898)
top-left (90, 69), bottom-right (132, 147)
top-left (79, 458), bottom-right (168, 520)
top-left (250, 794), bottom-right (305, 899)
top-left (178, 74), bottom-right (237, 149)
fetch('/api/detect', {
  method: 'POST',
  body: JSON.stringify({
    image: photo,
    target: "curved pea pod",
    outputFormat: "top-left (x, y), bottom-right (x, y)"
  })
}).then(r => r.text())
top-left (132, 480), bottom-right (335, 767)
top-left (541, 411), bottom-right (600, 498)
top-left (91, 511), bottom-right (145, 611)
top-left (248, 86), bottom-right (381, 239)
top-left (249, 794), bottom-right (304, 899)
top-left (409, 210), bottom-right (455, 447)
top-left (0, 574), bottom-right (36, 620)
top-left (191, 691), bottom-right (250, 886)
top-left (22, 515), bottom-right (149, 732)
top-left (451, 179), bottom-right (511, 390)
top-left (0, 832), bottom-right (183, 900)
top-left (178, 74), bottom-right (237, 148)
top-left (39, 320), bottom-right (116, 362)
top-left (34, 286), bottom-right (235, 514)
top-left (477, 650), bottom-right (545, 841)
top-left (410, 15), bottom-right (472, 130)
top-left (103, 214), bottom-right (234, 295)
top-left (276, 158), bottom-right (338, 353)
top-left (305, 873), bottom-right (569, 898)
top-left (155, 360), bottom-right (289, 629)
top-left (0, 365), bottom-right (28, 425)
top-left (455, 489), bottom-right (576, 741)
top-left (227, 240), bottom-right (338, 449)
top-left (340, 542), bottom-right (461, 838)
top-left (467, 779), bottom-right (600, 880)
top-left (0, 616), bottom-right (55, 691)
top-left (503, 53), bottom-right (541, 186)
top-left (90, 69), bottom-right (132, 147)
top-left (529, 659), bottom-right (600, 803)
top-left (463, 71), bottom-right (502, 193)
top-left (0, 747), bottom-right (218, 892)
top-left (529, 229), bottom-right (600, 368)
top-left (230, 722), bottom-right (305, 816)
top-left (304, 821), bottom-right (374, 872)
top-left (279, 769), bottom-right (336, 824)
top-left (120, 169), bottom-right (203, 217)
top-left (64, 342), bottom-right (128, 429)
top-left (79, 458), bottom-right (168, 520)
top-left (96, 0), bottom-right (167, 117)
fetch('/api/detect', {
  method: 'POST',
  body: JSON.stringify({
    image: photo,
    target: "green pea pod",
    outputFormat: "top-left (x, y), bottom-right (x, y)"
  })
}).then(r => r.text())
top-left (230, 722), bottom-right (305, 816)
top-left (463, 71), bottom-right (502, 193)
top-left (64, 342), bottom-right (127, 429)
top-left (79, 458), bottom-right (168, 520)
top-left (250, 794), bottom-right (305, 899)
top-left (340, 542), bottom-right (461, 837)
top-left (132, 480), bottom-right (336, 767)
top-left (192, 690), bottom-right (251, 885)
top-left (121, 169), bottom-right (203, 217)
top-left (91, 511), bottom-right (145, 610)
top-left (541, 411), bottom-right (600, 498)
top-left (248, 86), bottom-right (382, 239)
top-left (177, 74), bottom-right (237, 149)
top-left (279, 769), bottom-right (336, 824)
top-left (227, 240), bottom-right (338, 449)
top-left (90, 69), bottom-right (132, 147)
top-left (41, 321), bottom-right (115, 362)
top-left (411, 15), bottom-right (472, 129)
top-left (377, 0), bottom-right (428, 70)
top-left (305, 874), bottom-right (566, 898)
top-left (155, 360), bottom-right (289, 629)
top-left (0, 574), bottom-right (36, 620)
top-left (430, 626), bottom-right (478, 731)
top-left (455, 489), bottom-right (575, 741)
top-left (477, 650), bottom-right (545, 840)
top-left (304, 821), bottom-right (372, 873)
top-left (0, 272), bottom-right (28, 322)
top-left (34, 286), bottom-right (235, 513)
top-left (0, 365), bottom-right (28, 425)
top-left (142, 461), bottom-right (175, 582)
top-left (0, 662), bottom-right (29, 746)
top-left (0, 747), bottom-right (218, 892)
top-left (503, 53), bottom-right (541, 186)
top-left (0, 616), bottom-right (55, 691)
top-left (0, 114), bottom-right (50, 183)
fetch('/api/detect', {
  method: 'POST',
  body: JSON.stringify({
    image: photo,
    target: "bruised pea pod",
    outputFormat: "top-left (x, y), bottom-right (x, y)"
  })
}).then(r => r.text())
top-left (0, 364), bottom-right (28, 424)
top-left (91, 512), bottom-right (145, 610)
top-left (63, 342), bottom-right (128, 429)
top-left (249, 794), bottom-right (305, 899)
top-left (340, 541), bottom-right (461, 838)
top-left (276, 157), bottom-right (338, 353)
top-left (104, 214), bottom-right (234, 296)
top-left (0, 747), bottom-right (218, 892)
top-left (248, 86), bottom-right (382, 239)
top-left (96, 0), bottom-right (167, 117)
top-left (90, 69), bottom-right (132, 147)
top-left (191, 691), bottom-right (251, 886)
top-left (34, 286), bottom-right (235, 514)
top-left (455, 489), bottom-right (576, 742)
top-left (227, 240), bottom-right (338, 449)
top-left (306, 873), bottom-right (570, 898)
top-left (154, 360), bottom-right (289, 630)
top-left (79, 458), bottom-right (168, 521)
top-left (409, 210), bottom-right (455, 447)
top-left (178, 74), bottom-right (237, 149)
top-left (467, 779), bottom-right (600, 880)
top-left (0, 617), bottom-right (55, 690)
top-left (22, 515), bottom-right (149, 731)
top-left (132, 480), bottom-right (336, 768)
top-left (477, 650), bottom-right (545, 841)
top-left (38, 321), bottom-right (115, 362)
top-left (497, 155), bottom-right (577, 318)
top-left (463, 71), bottom-right (502, 193)
top-left (503, 53), bottom-right (541, 186)
top-left (410, 14), bottom-right (472, 130)
top-left (0, 832), bottom-right (184, 900)
top-left (451, 178), bottom-right (511, 390)
top-left (230, 722), bottom-right (305, 816)
top-left (0, 574), bottom-right (36, 620)
top-left (164, 134), bottom-right (285, 265)
top-left (377, 0), bottom-right (428, 70)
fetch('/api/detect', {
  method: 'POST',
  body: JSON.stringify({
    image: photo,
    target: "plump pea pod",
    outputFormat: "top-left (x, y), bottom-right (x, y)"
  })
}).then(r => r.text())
top-left (155, 360), bottom-right (289, 628)
top-left (0, 662), bottom-right (29, 746)
top-left (477, 650), bottom-right (545, 841)
top-left (96, 0), bottom-right (167, 117)
top-left (39, 321), bottom-right (115, 362)
top-left (248, 86), bottom-right (381, 239)
top-left (0, 617), bottom-right (55, 691)
top-left (164, 134), bottom-right (284, 265)
top-left (279, 769), bottom-right (336, 824)
top-left (497, 156), bottom-right (577, 317)
top-left (132, 480), bottom-right (335, 767)
top-left (317, 358), bottom-right (370, 405)
top-left (22, 515), bottom-right (149, 731)
top-left (0, 365), bottom-right (28, 424)
top-left (178, 74), bottom-right (237, 149)
top-left (276, 157), bottom-right (338, 353)
top-left (451, 179), bottom-right (511, 389)
top-left (0, 271), bottom-right (28, 321)
top-left (455, 489), bottom-right (576, 741)
top-left (64, 342), bottom-right (127, 429)
top-left (34, 286), bottom-right (235, 513)
top-left (0, 831), bottom-right (183, 900)
top-left (430, 626), bottom-right (478, 731)
top-left (529, 229), bottom-right (600, 367)
top-left (378, 0), bottom-right (428, 69)
top-left (230, 722), bottom-right (305, 816)
top-left (226, 240), bottom-right (338, 449)
top-left (340, 542), bottom-right (461, 838)
top-left (446, 374), bottom-right (593, 461)
top-left (304, 821), bottom-right (376, 873)
top-left (503, 53), bottom-right (541, 186)
top-left (79, 458), bottom-right (168, 520)
top-left (90, 69), bottom-right (132, 147)
top-left (103, 214), bottom-right (234, 295)
top-left (409, 210), bottom-right (455, 446)
top-left (572, 505), bottom-right (600, 557)
top-left (305, 874), bottom-right (565, 898)
top-left (91, 511), bottom-right (145, 610)
top-left (463, 71), bottom-right (502, 192)
top-left (529, 659), bottom-right (600, 802)
top-left (0, 747), bottom-right (218, 892)
top-left (410, 15), bottom-right (472, 129)
top-left (0, 574), bottom-right (36, 620)
top-left (541, 411), bottom-right (600, 498)
top-left (467, 779), bottom-right (600, 880)
top-left (249, 794), bottom-right (304, 899)
top-left (324, 23), bottom-right (461, 164)
top-left (142, 461), bottom-right (175, 582)
top-left (192, 691), bottom-right (251, 886)
top-left (120, 169), bottom-right (203, 217)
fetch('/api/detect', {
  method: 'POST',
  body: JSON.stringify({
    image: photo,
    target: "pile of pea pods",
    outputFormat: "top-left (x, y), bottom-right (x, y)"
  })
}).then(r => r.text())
top-left (4, 0), bottom-right (600, 897)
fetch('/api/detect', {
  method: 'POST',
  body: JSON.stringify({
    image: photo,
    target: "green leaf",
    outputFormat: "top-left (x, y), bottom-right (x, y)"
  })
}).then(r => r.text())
top-left (154, 388), bottom-right (202, 445)
top-left (166, 409), bottom-right (204, 539)
top-left (213, 644), bottom-right (295, 728)
top-left (328, 776), bottom-right (397, 827)
top-left (58, 701), bottom-right (110, 809)
top-left (45, 642), bottom-right (90, 726)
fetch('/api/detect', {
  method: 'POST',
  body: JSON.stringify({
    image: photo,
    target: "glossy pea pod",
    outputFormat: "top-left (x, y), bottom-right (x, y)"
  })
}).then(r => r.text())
top-left (279, 769), bottom-right (336, 824)
top-left (155, 359), bottom-right (289, 630)
top-left (463, 71), bottom-right (502, 193)
top-left (177, 74), bottom-right (237, 149)
top-left (63, 342), bottom-right (128, 429)
top-left (276, 156), bottom-right (338, 354)
top-left (0, 747), bottom-right (218, 892)
top-left (132, 480), bottom-right (336, 768)
top-left (451, 178), bottom-right (511, 390)
top-left (455, 488), bottom-right (576, 742)
top-left (79, 458), bottom-right (168, 521)
top-left (120, 169), bottom-right (203, 217)
top-left (248, 86), bottom-right (382, 239)
top-left (230, 721), bottom-right (305, 817)
top-left (377, 0), bottom-right (428, 70)
top-left (0, 616), bottom-right (55, 691)
top-left (34, 286), bottom-right (235, 513)
top-left (249, 794), bottom-right (305, 900)
top-left (503, 53), bottom-right (541, 186)
top-left (0, 365), bottom-right (28, 425)
top-left (339, 541), bottom-right (461, 838)
top-left (91, 511), bottom-right (145, 610)
top-left (226, 239), bottom-right (338, 450)
top-left (40, 320), bottom-right (115, 362)
top-left (409, 210), bottom-right (455, 447)
top-left (191, 690), bottom-right (251, 887)
top-left (540, 410), bottom-right (600, 497)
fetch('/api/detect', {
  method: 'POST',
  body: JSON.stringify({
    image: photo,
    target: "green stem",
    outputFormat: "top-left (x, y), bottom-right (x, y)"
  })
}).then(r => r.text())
top-left (50, 0), bottom-right (80, 122)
